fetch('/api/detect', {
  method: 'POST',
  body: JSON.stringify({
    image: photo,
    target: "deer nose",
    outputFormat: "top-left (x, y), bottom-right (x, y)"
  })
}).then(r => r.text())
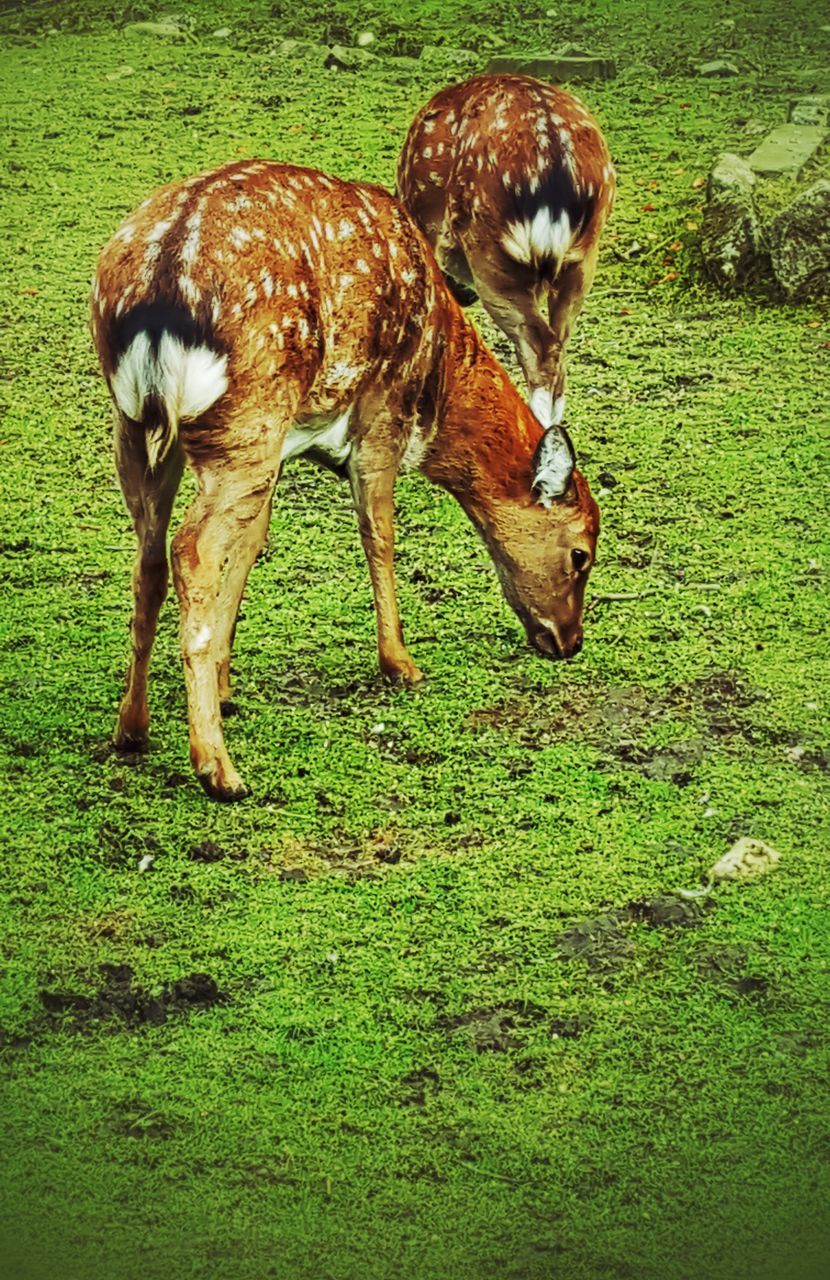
top-left (564, 634), bottom-right (583, 659)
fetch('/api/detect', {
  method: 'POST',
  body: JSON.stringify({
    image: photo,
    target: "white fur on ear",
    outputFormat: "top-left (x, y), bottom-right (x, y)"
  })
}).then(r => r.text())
top-left (532, 425), bottom-right (575, 506)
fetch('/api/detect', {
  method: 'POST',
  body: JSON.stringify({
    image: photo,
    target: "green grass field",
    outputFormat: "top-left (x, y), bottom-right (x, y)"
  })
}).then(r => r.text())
top-left (1, 2), bottom-right (829, 1277)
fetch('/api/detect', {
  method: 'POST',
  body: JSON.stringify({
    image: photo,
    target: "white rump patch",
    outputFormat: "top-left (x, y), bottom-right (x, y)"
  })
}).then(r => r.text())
top-left (502, 208), bottom-right (572, 265)
top-left (111, 333), bottom-right (228, 467)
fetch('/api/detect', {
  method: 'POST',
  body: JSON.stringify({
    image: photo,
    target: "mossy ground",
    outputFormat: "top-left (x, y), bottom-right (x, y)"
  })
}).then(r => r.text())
top-left (1, 3), bottom-right (829, 1279)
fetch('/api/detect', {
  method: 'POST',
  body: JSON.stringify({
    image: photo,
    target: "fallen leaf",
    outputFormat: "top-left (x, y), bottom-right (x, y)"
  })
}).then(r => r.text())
top-left (668, 240), bottom-right (684, 251)
top-left (21, 287), bottom-right (40, 296)
top-left (691, 176), bottom-right (706, 189)
top-left (662, 271), bottom-right (678, 282)
top-left (685, 220), bottom-right (699, 231)
top-left (641, 203), bottom-right (657, 212)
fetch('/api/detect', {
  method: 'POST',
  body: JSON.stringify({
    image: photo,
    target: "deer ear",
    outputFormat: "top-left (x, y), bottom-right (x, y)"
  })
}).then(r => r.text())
top-left (532, 425), bottom-right (576, 506)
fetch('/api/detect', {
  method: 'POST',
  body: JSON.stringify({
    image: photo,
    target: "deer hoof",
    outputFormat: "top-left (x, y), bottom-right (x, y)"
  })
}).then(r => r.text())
top-left (112, 727), bottom-right (149, 754)
top-left (382, 658), bottom-right (424, 687)
top-left (196, 762), bottom-right (250, 803)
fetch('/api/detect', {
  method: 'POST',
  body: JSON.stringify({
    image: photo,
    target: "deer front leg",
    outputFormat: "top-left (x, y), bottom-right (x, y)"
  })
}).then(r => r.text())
top-left (171, 459), bottom-right (277, 801)
top-left (348, 451), bottom-right (423, 686)
top-left (113, 417), bottom-right (183, 752)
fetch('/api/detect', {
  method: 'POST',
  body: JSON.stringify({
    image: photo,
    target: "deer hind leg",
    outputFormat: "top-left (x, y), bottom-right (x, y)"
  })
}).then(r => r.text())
top-left (471, 259), bottom-right (564, 427)
top-left (545, 241), bottom-right (600, 419)
top-left (215, 497), bottom-right (273, 710)
top-left (348, 436), bottom-right (423, 687)
top-left (113, 416), bottom-right (184, 753)
top-left (171, 427), bottom-right (282, 802)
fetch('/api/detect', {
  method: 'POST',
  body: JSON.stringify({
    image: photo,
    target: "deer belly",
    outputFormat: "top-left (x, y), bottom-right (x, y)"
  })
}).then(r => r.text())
top-left (281, 406), bottom-right (353, 467)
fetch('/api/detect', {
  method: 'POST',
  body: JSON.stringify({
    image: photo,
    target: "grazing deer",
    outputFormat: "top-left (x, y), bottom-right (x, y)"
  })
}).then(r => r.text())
top-left (397, 74), bottom-right (615, 430)
top-left (91, 161), bottom-right (599, 801)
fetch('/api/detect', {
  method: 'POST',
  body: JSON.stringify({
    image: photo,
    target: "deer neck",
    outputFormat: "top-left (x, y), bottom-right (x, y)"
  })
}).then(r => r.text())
top-left (420, 302), bottom-right (544, 533)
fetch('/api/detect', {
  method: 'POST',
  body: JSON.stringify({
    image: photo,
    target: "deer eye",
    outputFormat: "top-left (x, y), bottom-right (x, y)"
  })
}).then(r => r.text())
top-left (572, 548), bottom-right (589, 572)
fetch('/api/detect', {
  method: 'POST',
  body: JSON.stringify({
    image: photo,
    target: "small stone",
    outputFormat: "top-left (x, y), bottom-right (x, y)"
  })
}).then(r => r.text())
top-left (276, 39), bottom-right (330, 63)
top-left (696, 60), bottom-right (740, 77)
top-left (212, 27), bottom-right (231, 39)
top-left (789, 95), bottom-right (830, 127)
top-left (767, 180), bottom-right (830, 299)
top-left (709, 837), bottom-right (781, 883)
top-left (748, 124), bottom-right (827, 179)
top-left (707, 152), bottom-right (755, 199)
top-left (325, 45), bottom-right (377, 71)
top-left (487, 54), bottom-right (616, 81)
top-left (356, 31), bottom-right (375, 48)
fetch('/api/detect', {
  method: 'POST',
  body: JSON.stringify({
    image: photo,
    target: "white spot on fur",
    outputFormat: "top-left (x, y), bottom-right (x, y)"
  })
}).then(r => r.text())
top-left (551, 394), bottom-right (565, 426)
top-left (230, 226), bottom-right (251, 249)
top-left (339, 219), bottom-right (355, 239)
top-left (178, 274), bottom-right (201, 306)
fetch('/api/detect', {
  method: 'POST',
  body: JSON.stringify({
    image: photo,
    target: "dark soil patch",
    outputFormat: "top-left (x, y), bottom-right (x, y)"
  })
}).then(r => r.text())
top-left (187, 840), bottom-right (248, 863)
top-left (466, 669), bottom-right (773, 782)
top-left (39, 963), bottom-right (223, 1030)
top-left (400, 1067), bottom-right (441, 1105)
top-left (696, 945), bottom-right (771, 1000)
top-left (435, 1001), bottom-right (578, 1053)
top-left (555, 896), bottom-right (709, 971)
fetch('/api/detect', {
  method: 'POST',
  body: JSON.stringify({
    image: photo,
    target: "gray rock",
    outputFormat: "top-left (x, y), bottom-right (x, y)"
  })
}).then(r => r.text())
top-left (486, 55), bottom-right (616, 81)
top-left (708, 152), bottom-right (755, 199)
top-left (696, 60), bottom-right (740, 77)
top-left (767, 181), bottom-right (830, 299)
top-left (789, 95), bottom-right (830, 127)
top-left (325, 45), bottom-right (378, 71)
top-left (276, 39), bottom-right (331, 63)
top-left (749, 124), bottom-right (827, 178)
top-left (123, 20), bottom-right (190, 39)
top-left (701, 188), bottom-right (765, 291)
top-left (419, 45), bottom-right (479, 69)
